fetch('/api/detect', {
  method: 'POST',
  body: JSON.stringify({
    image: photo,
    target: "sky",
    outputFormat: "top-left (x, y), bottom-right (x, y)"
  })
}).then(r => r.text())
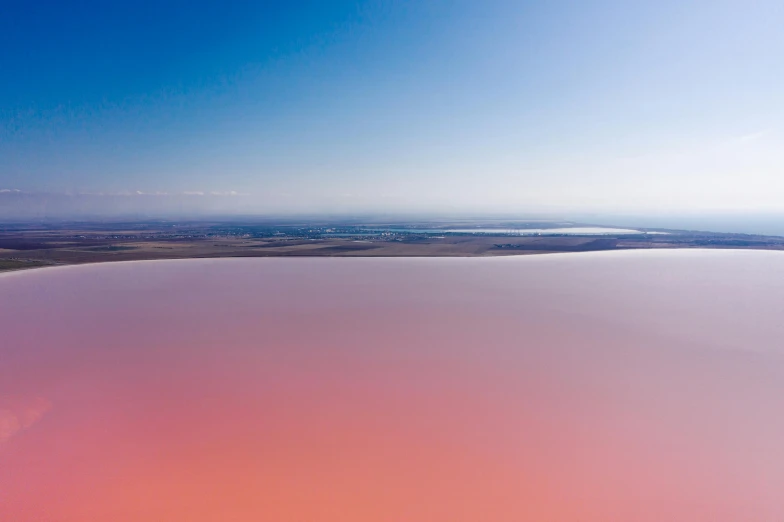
top-left (1, 0), bottom-right (782, 217)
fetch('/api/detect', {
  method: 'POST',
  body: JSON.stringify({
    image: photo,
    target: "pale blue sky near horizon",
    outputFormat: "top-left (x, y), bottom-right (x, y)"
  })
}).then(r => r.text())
top-left (1, 0), bottom-right (782, 215)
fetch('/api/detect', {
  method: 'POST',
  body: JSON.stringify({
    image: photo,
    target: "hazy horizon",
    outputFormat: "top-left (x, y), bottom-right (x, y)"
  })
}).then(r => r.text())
top-left (4, 190), bottom-right (784, 236)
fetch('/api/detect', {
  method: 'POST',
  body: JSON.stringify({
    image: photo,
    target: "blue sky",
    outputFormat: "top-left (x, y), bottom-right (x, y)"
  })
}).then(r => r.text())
top-left (1, 0), bottom-right (782, 215)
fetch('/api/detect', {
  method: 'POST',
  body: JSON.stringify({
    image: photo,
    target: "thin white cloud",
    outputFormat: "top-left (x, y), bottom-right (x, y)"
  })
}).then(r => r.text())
top-left (210, 190), bottom-right (249, 196)
top-left (0, 188), bottom-right (22, 193)
top-left (736, 130), bottom-right (768, 144)
top-left (133, 191), bottom-right (170, 196)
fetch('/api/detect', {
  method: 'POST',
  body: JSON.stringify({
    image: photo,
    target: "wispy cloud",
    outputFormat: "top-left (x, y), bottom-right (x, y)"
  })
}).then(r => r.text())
top-left (210, 190), bottom-right (249, 196)
top-left (125, 190), bottom-right (248, 197)
top-left (0, 188), bottom-right (22, 193)
top-left (735, 130), bottom-right (769, 144)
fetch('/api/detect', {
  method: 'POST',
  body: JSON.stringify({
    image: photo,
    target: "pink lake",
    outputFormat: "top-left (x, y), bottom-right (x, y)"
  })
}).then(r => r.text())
top-left (2, 250), bottom-right (784, 521)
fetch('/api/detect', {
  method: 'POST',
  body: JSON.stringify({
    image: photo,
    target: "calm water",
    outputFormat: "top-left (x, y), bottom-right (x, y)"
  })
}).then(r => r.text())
top-left (424, 226), bottom-right (643, 235)
top-left (349, 226), bottom-right (645, 235)
top-left (2, 251), bottom-right (784, 521)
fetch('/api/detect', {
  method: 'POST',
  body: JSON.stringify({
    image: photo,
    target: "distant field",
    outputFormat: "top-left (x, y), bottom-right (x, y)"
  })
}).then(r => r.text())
top-left (0, 259), bottom-right (51, 272)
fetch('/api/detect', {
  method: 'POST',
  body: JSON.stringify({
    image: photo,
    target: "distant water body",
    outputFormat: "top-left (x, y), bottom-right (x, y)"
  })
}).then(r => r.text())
top-left (581, 213), bottom-right (784, 236)
top-left (323, 226), bottom-right (649, 237)
top-left (384, 226), bottom-right (644, 235)
top-left (2, 251), bottom-right (784, 521)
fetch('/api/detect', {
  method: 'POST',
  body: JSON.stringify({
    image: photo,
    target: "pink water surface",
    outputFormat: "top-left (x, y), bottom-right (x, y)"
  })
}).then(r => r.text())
top-left (2, 250), bottom-right (784, 521)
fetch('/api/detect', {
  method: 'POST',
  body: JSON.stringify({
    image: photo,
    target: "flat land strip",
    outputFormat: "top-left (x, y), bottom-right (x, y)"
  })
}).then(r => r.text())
top-left (2, 220), bottom-right (784, 273)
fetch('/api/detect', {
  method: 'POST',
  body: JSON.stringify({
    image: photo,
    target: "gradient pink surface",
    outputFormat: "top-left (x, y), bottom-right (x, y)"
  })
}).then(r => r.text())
top-left (2, 251), bottom-right (784, 521)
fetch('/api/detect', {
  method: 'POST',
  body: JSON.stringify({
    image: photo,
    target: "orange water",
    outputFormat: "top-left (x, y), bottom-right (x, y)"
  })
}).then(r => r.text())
top-left (2, 251), bottom-right (784, 521)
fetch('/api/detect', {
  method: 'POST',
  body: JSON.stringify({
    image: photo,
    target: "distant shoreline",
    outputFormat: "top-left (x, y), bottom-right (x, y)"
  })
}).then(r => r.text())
top-left (3, 220), bottom-right (784, 274)
top-left (5, 245), bottom-right (784, 277)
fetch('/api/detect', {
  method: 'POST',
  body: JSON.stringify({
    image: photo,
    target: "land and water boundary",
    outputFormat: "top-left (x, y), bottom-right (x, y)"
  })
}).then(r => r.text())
top-left (3, 219), bottom-right (784, 273)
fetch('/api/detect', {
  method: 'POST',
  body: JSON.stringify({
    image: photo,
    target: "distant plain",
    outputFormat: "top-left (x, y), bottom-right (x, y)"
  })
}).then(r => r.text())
top-left (3, 219), bottom-right (784, 272)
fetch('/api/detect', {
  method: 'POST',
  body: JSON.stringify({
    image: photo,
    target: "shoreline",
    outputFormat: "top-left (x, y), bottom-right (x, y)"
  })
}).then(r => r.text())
top-left (3, 246), bottom-right (783, 278)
